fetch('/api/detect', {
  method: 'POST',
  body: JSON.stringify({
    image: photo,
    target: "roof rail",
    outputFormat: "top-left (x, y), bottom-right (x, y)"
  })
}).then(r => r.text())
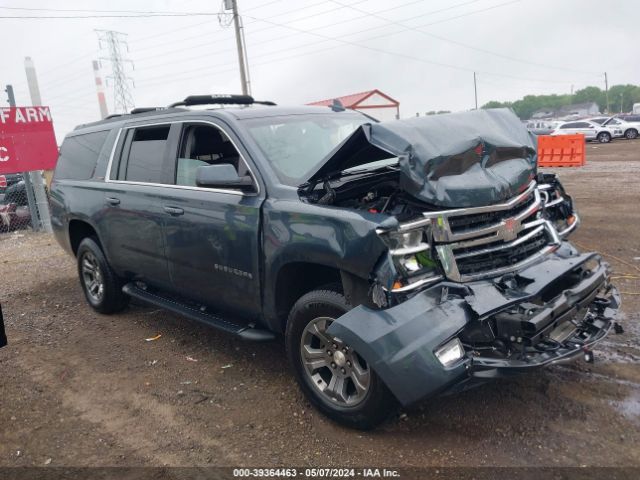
top-left (168, 94), bottom-right (276, 108)
top-left (130, 107), bottom-right (167, 114)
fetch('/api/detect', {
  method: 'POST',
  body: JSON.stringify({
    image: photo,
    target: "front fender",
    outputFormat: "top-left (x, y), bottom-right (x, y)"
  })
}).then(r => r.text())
top-left (327, 285), bottom-right (472, 406)
top-left (261, 198), bottom-right (390, 324)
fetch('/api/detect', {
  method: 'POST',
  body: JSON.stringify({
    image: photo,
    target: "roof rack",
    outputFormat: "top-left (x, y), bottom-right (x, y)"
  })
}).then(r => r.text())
top-left (130, 107), bottom-right (167, 114)
top-left (168, 94), bottom-right (276, 108)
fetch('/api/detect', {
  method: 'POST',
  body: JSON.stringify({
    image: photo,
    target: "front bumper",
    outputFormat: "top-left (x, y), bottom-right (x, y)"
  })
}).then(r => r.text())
top-left (327, 245), bottom-right (620, 406)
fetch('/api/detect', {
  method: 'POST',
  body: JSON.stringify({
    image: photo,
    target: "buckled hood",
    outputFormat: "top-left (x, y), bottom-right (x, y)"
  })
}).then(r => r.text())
top-left (305, 108), bottom-right (538, 208)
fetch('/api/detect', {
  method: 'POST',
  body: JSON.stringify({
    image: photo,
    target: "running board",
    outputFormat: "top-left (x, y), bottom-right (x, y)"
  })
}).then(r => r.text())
top-left (122, 283), bottom-right (275, 341)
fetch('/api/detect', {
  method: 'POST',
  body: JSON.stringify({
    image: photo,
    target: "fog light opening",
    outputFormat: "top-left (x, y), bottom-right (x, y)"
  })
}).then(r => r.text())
top-left (435, 338), bottom-right (465, 367)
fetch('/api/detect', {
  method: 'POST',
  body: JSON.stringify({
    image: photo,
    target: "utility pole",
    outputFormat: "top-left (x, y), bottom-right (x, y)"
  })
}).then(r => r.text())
top-left (473, 72), bottom-right (478, 110)
top-left (96, 30), bottom-right (135, 113)
top-left (620, 93), bottom-right (623, 114)
top-left (5, 84), bottom-right (40, 232)
top-left (604, 72), bottom-right (609, 114)
top-left (225, 0), bottom-right (250, 95)
top-left (23, 57), bottom-right (53, 233)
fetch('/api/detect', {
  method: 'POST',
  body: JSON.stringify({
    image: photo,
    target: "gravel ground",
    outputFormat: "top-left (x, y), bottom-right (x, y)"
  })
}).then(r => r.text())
top-left (0, 140), bottom-right (639, 469)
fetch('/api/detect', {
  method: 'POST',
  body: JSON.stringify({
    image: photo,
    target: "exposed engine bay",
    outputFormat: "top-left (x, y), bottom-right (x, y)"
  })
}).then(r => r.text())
top-left (300, 167), bottom-right (435, 222)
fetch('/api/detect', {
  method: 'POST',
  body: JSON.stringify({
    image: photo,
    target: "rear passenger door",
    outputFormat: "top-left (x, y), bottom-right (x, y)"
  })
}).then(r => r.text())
top-left (161, 120), bottom-right (264, 320)
top-left (101, 123), bottom-right (179, 289)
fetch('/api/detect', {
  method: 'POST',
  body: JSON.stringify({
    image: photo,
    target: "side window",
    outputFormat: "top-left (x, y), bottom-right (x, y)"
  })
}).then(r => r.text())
top-left (560, 123), bottom-right (575, 129)
top-left (123, 125), bottom-right (171, 184)
top-left (55, 130), bottom-right (109, 180)
top-left (575, 122), bottom-right (591, 128)
top-left (174, 124), bottom-right (248, 187)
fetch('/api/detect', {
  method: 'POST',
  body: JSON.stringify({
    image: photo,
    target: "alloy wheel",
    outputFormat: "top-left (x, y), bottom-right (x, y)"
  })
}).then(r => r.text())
top-left (81, 251), bottom-right (104, 303)
top-left (300, 317), bottom-right (370, 406)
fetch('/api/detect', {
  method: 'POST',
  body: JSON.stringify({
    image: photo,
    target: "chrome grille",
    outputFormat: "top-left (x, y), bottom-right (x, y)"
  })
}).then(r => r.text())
top-left (454, 227), bottom-right (550, 276)
top-left (400, 181), bottom-right (562, 282)
top-left (447, 192), bottom-right (536, 235)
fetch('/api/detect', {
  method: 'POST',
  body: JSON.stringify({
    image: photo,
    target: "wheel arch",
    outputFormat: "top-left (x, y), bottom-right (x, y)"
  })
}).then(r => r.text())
top-left (68, 218), bottom-right (101, 256)
top-left (271, 261), bottom-right (371, 333)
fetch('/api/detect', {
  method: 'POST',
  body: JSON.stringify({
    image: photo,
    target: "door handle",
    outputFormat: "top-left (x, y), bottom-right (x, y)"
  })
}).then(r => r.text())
top-left (163, 206), bottom-right (184, 216)
top-left (106, 197), bottom-right (120, 206)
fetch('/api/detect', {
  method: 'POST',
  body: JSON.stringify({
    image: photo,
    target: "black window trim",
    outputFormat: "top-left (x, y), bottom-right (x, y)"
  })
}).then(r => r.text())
top-left (104, 119), bottom-right (260, 196)
top-left (169, 121), bottom-right (255, 190)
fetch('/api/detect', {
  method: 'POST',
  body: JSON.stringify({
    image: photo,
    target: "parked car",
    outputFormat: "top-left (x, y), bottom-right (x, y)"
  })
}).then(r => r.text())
top-left (589, 117), bottom-right (639, 139)
top-left (0, 180), bottom-right (31, 232)
top-left (617, 114), bottom-right (640, 123)
top-left (0, 173), bottom-right (23, 203)
top-left (525, 120), bottom-right (556, 135)
top-left (550, 120), bottom-right (621, 142)
top-left (50, 98), bottom-right (620, 429)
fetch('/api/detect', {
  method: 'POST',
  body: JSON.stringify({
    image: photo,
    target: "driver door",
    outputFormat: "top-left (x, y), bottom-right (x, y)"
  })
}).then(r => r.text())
top-left (161, 120), bottom-right (264, 320)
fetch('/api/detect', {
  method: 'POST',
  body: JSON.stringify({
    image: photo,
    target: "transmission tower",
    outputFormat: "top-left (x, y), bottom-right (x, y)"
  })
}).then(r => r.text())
top-left (95, 29), bottom-right (135, 113)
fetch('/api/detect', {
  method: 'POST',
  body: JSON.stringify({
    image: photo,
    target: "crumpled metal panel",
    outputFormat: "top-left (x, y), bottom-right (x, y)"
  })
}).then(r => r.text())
top-left (325, 246), bottom-right (612, 406)
top-left (307, 108), bottom-right (537, 208)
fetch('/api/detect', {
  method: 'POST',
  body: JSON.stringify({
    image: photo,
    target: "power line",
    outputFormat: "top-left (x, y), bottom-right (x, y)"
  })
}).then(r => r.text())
top-left (327, 0), bottom-right (599, 76)
top-left (133, 0), bottom-right (481, 72)
top-left (0, 12), bottom-right (220, 19)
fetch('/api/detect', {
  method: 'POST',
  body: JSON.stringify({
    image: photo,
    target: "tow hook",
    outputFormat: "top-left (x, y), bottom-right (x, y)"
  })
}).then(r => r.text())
top-left (583, 347), bottom-right (594, 364)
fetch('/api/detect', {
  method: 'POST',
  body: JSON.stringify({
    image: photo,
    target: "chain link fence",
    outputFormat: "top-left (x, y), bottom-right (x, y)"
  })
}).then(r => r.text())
top-left (0, 170), bottom-right (49, 235)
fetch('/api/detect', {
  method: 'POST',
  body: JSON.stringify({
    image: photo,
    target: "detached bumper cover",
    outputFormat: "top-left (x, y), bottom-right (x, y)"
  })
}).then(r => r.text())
top-left (327, 247), bottom-right (620, 406)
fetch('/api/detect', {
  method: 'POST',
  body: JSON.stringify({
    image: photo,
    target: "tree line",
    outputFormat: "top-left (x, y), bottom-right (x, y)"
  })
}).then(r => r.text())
top-left (481, 84), bottom-right (640, 119)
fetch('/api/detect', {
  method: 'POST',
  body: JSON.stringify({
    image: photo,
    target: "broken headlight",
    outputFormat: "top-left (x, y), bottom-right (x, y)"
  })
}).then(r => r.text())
top-left (538, 173), bottom-right (579, 238)
top-left (379, 227), bottom-right (441, 291)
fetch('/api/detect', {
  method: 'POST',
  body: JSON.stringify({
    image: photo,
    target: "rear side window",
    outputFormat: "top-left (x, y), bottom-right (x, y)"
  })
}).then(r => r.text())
top-left (122, 125), bottom-right (170, 184)
top-left (55, 130), bottom-right (109, 180)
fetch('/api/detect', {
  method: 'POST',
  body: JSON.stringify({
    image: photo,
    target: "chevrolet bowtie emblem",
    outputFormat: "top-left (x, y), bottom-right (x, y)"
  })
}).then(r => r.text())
top-left (503, 217), bottom-right (518, 241)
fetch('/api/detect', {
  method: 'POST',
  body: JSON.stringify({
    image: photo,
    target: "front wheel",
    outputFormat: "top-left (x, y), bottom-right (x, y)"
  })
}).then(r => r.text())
top-left (285, 288), bottom-right (396, 430)
top-left (597, 132), bottom-right (611, 143)
top-left (76, 237), bottom-right (129, 314)
top-left (625, 129), bottom-right (638, 140)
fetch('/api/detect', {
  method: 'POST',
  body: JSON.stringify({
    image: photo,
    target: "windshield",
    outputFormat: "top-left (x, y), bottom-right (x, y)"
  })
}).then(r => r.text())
top-left (244, 113), bottom-right (370, 185)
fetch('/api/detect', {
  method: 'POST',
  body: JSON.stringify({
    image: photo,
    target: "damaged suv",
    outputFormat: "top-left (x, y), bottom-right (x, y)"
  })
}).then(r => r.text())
top-left (50, 96), bottom-right (620, 429)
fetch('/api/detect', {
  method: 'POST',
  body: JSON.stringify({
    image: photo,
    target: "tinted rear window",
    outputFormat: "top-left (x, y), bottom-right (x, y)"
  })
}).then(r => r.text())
top-left (124, 125), bottom-right (170, 184)
top-left (55, 130), bottom-right (109, 180)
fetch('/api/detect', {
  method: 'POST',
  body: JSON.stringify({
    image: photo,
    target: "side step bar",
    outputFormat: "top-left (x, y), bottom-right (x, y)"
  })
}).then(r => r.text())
top-left (122, 283), bottom-right (275, 341)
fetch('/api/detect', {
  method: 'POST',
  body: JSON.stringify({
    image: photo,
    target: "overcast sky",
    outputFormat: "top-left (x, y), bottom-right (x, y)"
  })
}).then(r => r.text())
top-left (1, 0), bottom-right (637, 142)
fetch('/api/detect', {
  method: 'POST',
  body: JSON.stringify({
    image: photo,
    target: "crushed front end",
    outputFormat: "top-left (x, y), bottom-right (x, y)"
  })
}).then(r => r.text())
top-left (326, 174), bottom-right (620, 407)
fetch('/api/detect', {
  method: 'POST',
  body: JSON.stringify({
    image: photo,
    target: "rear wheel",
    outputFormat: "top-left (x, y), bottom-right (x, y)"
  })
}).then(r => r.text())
top-left (285, 288), bottom-right (396, 430)
top-left (625, 129), bottom-right (638, 139)
top-left (77, 237), bottom-right (129, 314)
top-left (597, 132), bottom-right (611, 143)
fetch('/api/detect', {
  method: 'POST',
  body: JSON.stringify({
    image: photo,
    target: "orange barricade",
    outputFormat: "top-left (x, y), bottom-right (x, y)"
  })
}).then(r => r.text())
top-left (537, 134), bottom-right (586, 167)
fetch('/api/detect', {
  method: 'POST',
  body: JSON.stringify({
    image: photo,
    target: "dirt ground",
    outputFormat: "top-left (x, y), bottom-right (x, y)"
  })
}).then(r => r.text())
top-left (1, 140), bottom-right (639, 469)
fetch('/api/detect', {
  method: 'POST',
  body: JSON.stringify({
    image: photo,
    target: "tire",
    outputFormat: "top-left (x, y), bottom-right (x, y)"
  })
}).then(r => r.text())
top-left (285, 288), bottom-right (396, 430)
top-left (597, 132), bottom-right (611, 143)
top-left (76, 237), bottom-right (129, 314)
top-left (625, 129), bottom-right (638, 140)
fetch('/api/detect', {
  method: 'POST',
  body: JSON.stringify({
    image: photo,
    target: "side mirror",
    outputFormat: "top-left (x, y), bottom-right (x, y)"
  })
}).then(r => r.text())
top-left (195, 164), bottom-right (254, 191)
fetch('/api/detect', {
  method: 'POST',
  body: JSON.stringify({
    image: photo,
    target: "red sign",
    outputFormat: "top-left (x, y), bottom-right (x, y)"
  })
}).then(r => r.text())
top-left (0, 106), bottom-right (59, 174)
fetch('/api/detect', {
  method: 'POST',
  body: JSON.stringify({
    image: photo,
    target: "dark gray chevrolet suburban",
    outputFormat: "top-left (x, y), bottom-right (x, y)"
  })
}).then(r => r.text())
top-left (50, 95), bottom-right (621, 429)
